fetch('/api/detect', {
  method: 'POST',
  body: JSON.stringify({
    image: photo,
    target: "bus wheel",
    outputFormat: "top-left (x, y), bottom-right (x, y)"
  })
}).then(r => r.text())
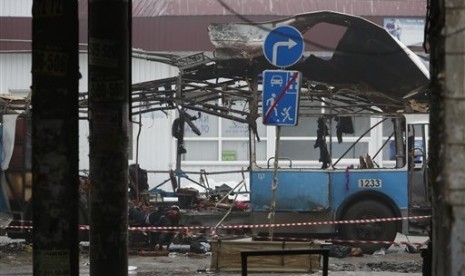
top-left (339, 200), bottom-right (397, 254)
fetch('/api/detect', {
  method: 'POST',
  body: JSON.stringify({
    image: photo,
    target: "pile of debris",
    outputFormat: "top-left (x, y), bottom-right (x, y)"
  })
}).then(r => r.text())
top-left (176, 185), bottom-right (250, 212)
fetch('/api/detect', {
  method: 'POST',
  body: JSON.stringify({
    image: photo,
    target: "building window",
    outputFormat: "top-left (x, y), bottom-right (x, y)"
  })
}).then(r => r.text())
top-left (182, 109), bottom-right (267, 162)
top-left (183, 140), bottom-right (218, 161)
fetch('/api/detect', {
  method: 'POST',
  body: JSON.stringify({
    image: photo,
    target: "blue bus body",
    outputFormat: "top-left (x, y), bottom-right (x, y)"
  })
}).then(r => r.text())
top-left (249, 114), bottom-right (430, 252)
top-left (251, 169), bottom-right (408, 213)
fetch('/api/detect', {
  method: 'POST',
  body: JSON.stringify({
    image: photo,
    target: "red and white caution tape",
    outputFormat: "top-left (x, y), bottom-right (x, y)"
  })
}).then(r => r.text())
top-left (214, 215), bottom-right (431, 230)
top-left (4, 225), bottom-right (33, 230)
top-left (5, 215), bottom-right (431, 248)
top-left (6, 215), bottom-right (431, 233)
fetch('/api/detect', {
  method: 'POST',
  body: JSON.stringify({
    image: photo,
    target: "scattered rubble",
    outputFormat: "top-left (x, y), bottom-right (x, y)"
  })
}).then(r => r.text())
top-left (327, 244), bottom-right (363, 258)
top-left (0, 236), bottom-right (28, 253)
top-left (1, 234), bottom-right (425, 275)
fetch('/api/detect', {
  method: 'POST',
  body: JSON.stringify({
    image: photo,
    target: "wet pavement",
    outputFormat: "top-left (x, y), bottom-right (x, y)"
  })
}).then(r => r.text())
top-left (0, 234), bottom-right (427, 276)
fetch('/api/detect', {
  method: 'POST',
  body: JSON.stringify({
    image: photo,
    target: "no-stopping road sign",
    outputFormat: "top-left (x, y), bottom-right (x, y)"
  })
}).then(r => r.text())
top-left (262, 70), bottom-right (301, 126)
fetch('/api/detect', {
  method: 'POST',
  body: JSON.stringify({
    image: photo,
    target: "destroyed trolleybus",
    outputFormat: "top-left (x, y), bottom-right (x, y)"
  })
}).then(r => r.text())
top-left (249, 111), bottom-right (430, 254)
top-left (128, 11), bottom-right (433, 253)
top-left (205, 11), bottom-right (432, 254)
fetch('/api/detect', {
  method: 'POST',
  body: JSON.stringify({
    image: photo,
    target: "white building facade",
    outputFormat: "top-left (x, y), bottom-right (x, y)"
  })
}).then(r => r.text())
top-left (0, 0), bottom-right (428, 192)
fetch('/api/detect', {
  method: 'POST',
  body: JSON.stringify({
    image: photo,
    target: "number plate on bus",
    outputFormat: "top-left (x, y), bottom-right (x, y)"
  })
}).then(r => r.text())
top-left (358, 179), bottom-right (382, 188)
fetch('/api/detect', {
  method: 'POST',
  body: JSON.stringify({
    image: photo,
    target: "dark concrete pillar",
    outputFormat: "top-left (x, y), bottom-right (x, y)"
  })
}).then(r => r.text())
top-left (426, 0), bottom-right (447, 275)
top-left (31, 0), bottom-right (80, 275)
top-left (88, 0), bottom-right (131, 275)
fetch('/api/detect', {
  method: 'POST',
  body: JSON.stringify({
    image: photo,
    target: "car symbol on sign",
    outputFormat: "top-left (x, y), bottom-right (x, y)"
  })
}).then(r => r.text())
top-left (270, 75), bottom-right (283, 86)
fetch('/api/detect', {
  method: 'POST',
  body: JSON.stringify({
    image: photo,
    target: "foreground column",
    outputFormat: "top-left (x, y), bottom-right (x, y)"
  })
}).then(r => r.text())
top-left (88, 0), bottom-right (131, 275)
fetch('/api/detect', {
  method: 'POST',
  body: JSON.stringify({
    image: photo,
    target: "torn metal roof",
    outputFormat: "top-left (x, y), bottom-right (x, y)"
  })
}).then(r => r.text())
top-left (129, 11), bottom-right (430, 125)
top-left (208, 11), bottom-right (429, 97)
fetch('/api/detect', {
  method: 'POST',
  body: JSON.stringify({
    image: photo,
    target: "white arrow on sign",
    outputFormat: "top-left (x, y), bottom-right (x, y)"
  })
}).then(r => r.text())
top-left (272, 39), bottom-right (298, 66)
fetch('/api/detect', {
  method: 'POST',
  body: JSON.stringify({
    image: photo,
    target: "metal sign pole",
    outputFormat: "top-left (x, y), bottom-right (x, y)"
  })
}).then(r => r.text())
top-left (263, 25), bottom-right (303, 241)
top-left (268, 125), bottom-right (281, 240)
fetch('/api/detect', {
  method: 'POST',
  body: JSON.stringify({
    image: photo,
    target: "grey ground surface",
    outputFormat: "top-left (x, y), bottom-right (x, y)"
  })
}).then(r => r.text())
top-left (1, 234), bottom-right (427, 276)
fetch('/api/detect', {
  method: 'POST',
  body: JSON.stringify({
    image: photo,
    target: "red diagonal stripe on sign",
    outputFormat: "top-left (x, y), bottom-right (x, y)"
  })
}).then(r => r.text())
top-left (264, 72), bottom-right (299, 123)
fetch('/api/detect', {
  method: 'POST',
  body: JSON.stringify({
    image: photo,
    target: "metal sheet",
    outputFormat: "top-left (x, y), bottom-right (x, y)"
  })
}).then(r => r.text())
top-left (250, 170), bottom-right (330, 212)
top-left (209, 11), bottom-right (429, 103)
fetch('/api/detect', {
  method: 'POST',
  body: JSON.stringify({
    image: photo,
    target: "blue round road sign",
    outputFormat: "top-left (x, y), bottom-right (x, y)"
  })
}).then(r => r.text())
top-left (263, 25), bottom-right (304, 68)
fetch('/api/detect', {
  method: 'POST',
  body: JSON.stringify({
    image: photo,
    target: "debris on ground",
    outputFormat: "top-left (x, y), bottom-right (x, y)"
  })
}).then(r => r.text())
top-left (373, 247), bottom-right (387, 255)
top-left (0, 236), bottom-right (28, 253)
top-left (365, 261), bottom-right (423, 273)
top-left (168, 227), bottom-right (211, 254)
top-left (328, 244), bottom-right (363, 258)
top-left (405, 243), bottom-right (422, 253)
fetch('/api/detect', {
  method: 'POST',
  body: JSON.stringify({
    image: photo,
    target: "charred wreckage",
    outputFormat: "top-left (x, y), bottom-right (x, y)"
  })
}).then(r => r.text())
top-left (1, 11), bottom-right (430, 251)
top-left (89, 11), bottom-right (431, 250)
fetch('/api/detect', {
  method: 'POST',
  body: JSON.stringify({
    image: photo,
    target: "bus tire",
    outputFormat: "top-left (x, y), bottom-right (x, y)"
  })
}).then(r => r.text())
top-left (339, 200), bottom-right (398, 254)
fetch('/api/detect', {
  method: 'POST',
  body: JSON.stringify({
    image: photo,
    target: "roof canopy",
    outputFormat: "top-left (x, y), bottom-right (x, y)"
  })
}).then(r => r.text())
top-left (128, 11), bottom-right (430, 127)
top-left (4, 12), bottom-right (429, 122)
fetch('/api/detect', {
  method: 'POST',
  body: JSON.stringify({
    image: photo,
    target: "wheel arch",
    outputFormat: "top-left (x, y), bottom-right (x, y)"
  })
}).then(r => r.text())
top-left (335, 190), bottom-right (402, 232)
